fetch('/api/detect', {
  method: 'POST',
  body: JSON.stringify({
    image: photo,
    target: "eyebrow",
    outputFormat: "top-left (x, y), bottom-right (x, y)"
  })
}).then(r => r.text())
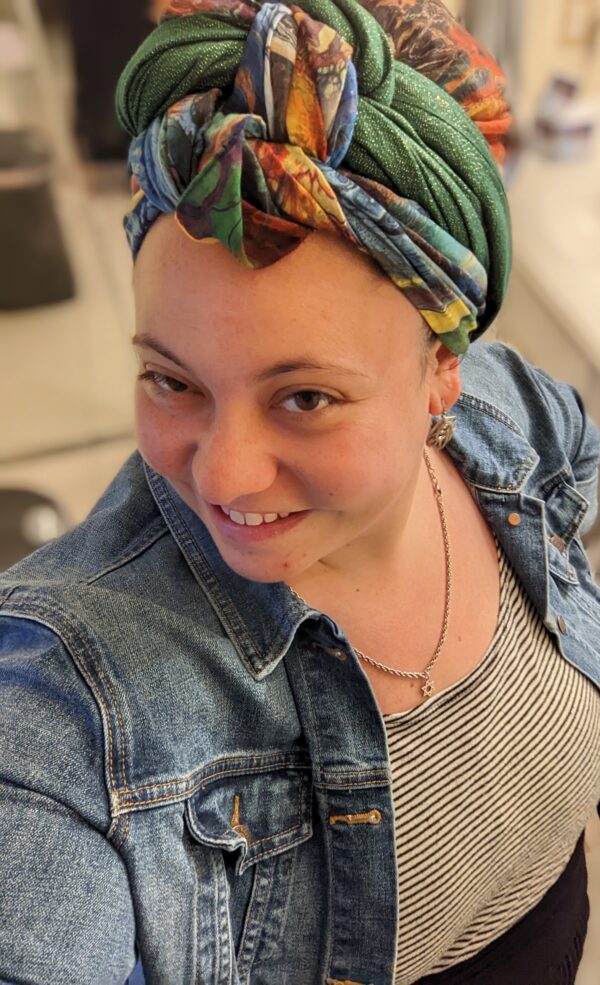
top-left (132, 333), bottom-right (370, 381)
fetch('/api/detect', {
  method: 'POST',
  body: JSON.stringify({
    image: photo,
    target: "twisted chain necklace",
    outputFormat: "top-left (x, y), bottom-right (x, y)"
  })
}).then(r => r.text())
top-left (289, 449), bottom-right (452, 700)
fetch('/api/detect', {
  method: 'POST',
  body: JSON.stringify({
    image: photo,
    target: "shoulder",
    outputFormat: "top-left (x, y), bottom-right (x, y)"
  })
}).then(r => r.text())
top-left (0, 616), bottom-right (112, 829)
top-left (458, 341), bottom-right (600, 480)
top-left (0, 451), bottom-right (169, 596)
top-left (0, 450), bottom-right (176, 792)
top-left (0, 618), bottom-right (137, 975)
top-left (460, 341), bottom-right (583, 435)
top-left (0, 453), bottom-right (168, 832)
top-left (0, 453), bottom-right (233, 799)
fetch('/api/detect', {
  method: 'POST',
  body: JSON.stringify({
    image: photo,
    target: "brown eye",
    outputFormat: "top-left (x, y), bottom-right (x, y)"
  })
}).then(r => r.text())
top-left (280, 390), bottom-right (338, 414)
top-left (138, 371), bottom-right (189, 393)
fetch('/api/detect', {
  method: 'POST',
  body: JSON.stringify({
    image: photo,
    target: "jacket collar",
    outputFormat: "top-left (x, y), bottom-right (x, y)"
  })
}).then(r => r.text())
top-left (448, 389), bottom-right (539, 493)
top-left (144, 392), bottom-right (538, 679)
top-left (145, 462), bottom-right (339, 681)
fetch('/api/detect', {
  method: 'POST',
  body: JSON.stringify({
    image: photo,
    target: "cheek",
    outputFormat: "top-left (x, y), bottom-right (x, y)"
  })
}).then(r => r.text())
top-left (331, 413), bottom-right (425, 501)
top-left (135, 388), bottom-right (193, 478)
top-left (316, 424), bottom-right (401, 499)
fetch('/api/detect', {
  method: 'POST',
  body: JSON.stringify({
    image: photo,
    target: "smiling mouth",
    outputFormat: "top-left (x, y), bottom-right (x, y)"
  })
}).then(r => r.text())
top-left (218, 506), bottom-right (294, 526)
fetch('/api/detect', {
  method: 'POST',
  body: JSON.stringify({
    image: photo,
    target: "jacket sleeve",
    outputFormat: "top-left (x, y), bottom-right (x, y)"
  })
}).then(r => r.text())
top-left (0, 616), bottom-right (137, 985)
top-left (528, 362), bottom-right (600, 537)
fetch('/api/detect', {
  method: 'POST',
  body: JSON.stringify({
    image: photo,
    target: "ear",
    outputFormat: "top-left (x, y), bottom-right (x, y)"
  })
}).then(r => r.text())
top-left (428, 342), bottom-right (461, 416)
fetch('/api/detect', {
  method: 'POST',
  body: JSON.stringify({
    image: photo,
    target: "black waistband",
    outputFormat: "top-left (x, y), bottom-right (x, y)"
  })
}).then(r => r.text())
top-left (415, 831), bottom-right (589, 985)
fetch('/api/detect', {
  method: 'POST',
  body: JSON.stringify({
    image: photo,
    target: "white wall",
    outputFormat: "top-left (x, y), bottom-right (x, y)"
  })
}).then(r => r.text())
top-left (447, 0), bottom-right (600, 114)
top-left (520, 0), bottom-right (600, 112)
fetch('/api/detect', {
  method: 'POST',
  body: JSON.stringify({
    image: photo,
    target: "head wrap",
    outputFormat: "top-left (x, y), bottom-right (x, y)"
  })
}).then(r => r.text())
top-left (116, 0), bottom-right (512, 353)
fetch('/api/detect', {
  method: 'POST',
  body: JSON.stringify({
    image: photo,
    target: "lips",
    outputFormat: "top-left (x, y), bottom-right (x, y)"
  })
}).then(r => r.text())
top-left (219, 506), bottom-right (291, 526)
top-left (208, 502), bottom-right (310, 540)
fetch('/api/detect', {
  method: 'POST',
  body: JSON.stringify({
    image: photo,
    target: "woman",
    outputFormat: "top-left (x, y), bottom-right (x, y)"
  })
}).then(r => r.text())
top-left (1, 1), bottom-right (599, 983)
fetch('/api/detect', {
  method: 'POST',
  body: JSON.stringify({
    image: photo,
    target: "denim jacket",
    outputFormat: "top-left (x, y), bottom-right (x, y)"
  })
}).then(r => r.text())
top-left (1, 343), bottom-right (599, 985)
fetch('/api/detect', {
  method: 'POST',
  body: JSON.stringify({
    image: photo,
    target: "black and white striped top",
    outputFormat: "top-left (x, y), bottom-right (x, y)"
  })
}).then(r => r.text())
top-left (383, 544), bottom-right (600, 985)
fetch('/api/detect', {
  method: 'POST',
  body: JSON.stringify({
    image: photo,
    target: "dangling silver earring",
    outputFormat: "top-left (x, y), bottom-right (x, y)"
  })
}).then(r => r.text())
top-left (426, 402), bottom-right (456, 449)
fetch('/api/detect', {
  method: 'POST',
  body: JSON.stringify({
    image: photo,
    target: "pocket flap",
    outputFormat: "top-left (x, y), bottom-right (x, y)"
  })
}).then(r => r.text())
top-left (185, 763), bottom-right (313, 875)
top-left (547, 535), bottom-right (579, 585)
top-left (543, 473), bottom-right (589, 545)
top-left (543, 474), bottom-right (588, 584)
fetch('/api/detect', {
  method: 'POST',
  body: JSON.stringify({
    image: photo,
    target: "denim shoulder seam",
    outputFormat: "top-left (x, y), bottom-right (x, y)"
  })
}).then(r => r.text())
top-left (86, 516), bottom-right (169, 584)
top-left (0, 777), bottom-right (113, 838)
top-left (0, 585), bottom-right (17, 608)
top-left (0, 518), bottom-right (168, 595)
top-left (457, 390), bottom-right (528, 438)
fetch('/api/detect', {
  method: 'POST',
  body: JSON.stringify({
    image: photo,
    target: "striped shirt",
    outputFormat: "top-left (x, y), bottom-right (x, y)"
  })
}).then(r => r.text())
top-left (383, 544), bottom-right (600, 985)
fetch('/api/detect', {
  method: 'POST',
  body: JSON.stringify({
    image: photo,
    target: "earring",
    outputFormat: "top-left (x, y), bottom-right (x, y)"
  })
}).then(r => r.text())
top-left (426, 402), bottom-right (456, 450)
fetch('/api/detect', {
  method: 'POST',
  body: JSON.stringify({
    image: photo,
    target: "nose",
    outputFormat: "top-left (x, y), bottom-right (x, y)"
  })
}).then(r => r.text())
top-left (190, 406), bottom-right (279, 508)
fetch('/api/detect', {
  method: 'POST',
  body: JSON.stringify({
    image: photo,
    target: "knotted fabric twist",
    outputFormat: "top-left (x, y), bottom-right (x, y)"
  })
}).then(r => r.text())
top-left (116, 0), bottom-right (512, 353)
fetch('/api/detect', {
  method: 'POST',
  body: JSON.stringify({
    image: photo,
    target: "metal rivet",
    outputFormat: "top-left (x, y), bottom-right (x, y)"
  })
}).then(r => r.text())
top-left (322, 646), bottom-right (347, 661)
top-left (557, 616), bottom-right (568, 634)
top-left (507, 512), bottom-right (522, 526)
top-left (549, 534), bottom-right (567, 553)
top-left (327, 979), bottom-right (374, 985)
top-left (328, 808), bottom-right (382, 826)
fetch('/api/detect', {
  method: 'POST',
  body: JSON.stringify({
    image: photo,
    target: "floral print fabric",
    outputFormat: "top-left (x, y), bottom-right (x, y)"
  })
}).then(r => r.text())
top-left (119, 0), bottom-right (510, 353)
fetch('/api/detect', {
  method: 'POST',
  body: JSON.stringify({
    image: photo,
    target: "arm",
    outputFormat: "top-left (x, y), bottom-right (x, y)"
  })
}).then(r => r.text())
top-left (528, 366), bottom-right (600, 817)
top-left (0, 618), bottom-right (137, 984)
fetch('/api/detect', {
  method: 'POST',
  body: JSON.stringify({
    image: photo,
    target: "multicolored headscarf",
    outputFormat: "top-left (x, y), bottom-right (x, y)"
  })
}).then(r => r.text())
top-left (116, 0), bottom-right (512, 354)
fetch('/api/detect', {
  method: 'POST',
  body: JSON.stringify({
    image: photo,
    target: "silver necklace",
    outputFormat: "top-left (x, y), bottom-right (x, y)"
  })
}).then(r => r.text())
top-left (289, 449), bottom-right (452, 700)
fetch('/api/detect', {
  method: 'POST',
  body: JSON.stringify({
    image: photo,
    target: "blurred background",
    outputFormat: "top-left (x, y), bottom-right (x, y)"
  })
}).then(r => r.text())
top-left (0, 1), bottom-right (599, 982)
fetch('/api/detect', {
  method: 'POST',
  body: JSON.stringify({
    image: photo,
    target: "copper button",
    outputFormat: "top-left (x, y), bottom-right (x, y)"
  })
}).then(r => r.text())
top-left (316, 644), bottom-right (347, 661)
top-left (557, 616), bottom-right (568, 634)
top-left (326, 979), bottom-right (375, 985)
top-left (507, 512), bottom-right (522, 527)
top-left (329, 809), bottom-right (382, 826)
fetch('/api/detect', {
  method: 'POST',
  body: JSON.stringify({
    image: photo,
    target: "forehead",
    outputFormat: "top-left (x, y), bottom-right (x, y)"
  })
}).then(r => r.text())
top-left (133, 215), bottom-right (421, 368)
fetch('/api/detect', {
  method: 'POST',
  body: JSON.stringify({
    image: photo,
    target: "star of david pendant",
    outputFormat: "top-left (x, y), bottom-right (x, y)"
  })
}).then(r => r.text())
top-left (422, 678), bottom-right (435, 698)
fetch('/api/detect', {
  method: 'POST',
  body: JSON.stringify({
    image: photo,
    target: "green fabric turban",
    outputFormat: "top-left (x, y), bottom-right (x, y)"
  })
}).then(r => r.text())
top-left (116, 0), bottom-right (512, 353)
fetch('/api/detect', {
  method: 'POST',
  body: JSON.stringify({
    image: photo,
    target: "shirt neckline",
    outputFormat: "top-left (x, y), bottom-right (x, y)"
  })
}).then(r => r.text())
top-left (383, 537), bottom-right (509, 722)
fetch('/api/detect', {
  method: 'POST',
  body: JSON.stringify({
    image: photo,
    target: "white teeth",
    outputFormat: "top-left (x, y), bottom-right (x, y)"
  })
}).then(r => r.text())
top-left (220, 506), bottom-right (295, 525)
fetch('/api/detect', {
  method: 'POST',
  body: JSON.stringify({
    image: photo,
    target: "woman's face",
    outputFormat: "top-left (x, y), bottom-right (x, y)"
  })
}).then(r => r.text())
top-left (133, 216), bottom-right (459, 584)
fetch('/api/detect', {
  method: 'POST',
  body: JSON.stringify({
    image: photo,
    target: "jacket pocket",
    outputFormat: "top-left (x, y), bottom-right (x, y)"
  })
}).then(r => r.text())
top-left (184, 761), bottom-right (313, 977)
top-left (185, 761), bottom-right (313, 875)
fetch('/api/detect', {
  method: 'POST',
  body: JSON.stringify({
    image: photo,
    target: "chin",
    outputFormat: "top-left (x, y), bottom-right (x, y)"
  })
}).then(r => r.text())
top-left (217, 553), bottom-right (293, 584)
